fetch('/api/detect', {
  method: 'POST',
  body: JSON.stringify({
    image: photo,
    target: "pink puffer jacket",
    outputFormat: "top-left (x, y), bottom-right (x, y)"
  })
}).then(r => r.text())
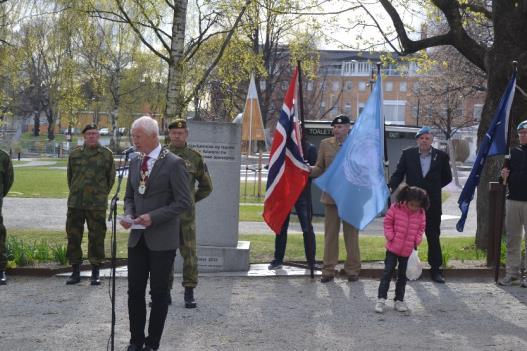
top-left (384, 203), bottom-right (426, 257)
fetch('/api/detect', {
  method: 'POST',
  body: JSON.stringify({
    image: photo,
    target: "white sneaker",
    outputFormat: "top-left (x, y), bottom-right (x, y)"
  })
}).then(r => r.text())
top-left (498, 275), bottom-right (519, 286)
top-left (375, 298), bottom-right (385, 313)
top-left (394, 300), bottom-right (408, 312)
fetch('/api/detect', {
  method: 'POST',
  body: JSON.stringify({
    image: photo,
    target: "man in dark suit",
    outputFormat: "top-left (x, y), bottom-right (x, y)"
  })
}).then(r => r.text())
top-left (121, 116), bottom-right (192, 351)
top-left (389, 126), bottom-right (452, 283)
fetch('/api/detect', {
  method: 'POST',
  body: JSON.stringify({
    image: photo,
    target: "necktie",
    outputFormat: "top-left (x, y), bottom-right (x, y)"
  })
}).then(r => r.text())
top-left (141, 155), bottom-right (150, 181)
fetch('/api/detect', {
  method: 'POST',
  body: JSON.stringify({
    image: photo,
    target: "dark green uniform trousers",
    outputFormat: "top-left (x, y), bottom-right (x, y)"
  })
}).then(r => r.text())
top-left (66, 208), bottom-right (107, 265)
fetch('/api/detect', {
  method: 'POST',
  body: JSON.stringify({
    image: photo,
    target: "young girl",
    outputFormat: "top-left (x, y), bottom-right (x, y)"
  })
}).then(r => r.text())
top-left (375, 185), bottom-right (429, 313)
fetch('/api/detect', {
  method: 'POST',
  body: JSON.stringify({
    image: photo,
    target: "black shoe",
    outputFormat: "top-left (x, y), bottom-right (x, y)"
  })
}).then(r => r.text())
top-left (347, 275), bottom-right (359, 282)
top-left (66, 264), bottom-right (81, 285)
top-left (431, 272), bottom-right (445, 284)
top-left (90, 265), bottom-right (101, 286)
top-left (0, 271), bottom-right (6, 285)
top-left (126, 344), bottom-right (142, 351)
top-left (320, 275), bottom-right (334, 283)
top-left (184, 287), bottom-right (197, 309)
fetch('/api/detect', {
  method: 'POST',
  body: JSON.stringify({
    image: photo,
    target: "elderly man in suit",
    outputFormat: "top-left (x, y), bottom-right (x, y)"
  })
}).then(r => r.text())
top-left (389, 127), bottom-right (452, 283)
top-left (121, 116), bottom-right (192, 351)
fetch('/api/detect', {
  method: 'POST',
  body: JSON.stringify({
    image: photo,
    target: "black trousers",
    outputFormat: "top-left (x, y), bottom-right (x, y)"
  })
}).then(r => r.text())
top-left (128, 234), bottom-right (176, 350)
top-left (378, 250), bottom-right (409, 301)
top-left (425, 202), bottom-right (442, 273)
top-left (273, 192), bottom-right (316, 264)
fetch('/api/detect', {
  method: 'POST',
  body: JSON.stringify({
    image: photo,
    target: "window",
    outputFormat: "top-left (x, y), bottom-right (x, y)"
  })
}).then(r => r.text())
top-left (384, 100), bottom-right (407, 125)
top-left (306, 81), bottom-right (313, 91)
top-left (473, 104), bottom-right (483, 121)
top-left (259, 80), bottom-right (266, 90)
top-left (332, 81), bottom-right (340, 92)
top-left (320, 101), bottom-right (326, 115)
top-left (342, 61), bottom-right (371, 76)
top-left (399, 81), bottom-right (407, 92)
top-left (385, 81), bottom-right (393, 92)
top-left (345, 80), bottom-right (353, 90)
top-left (344, 102), bottom-right (352, 115)
top-left (281, 81), bottom-right (287, 91)
top-left (358, 103), bottom-right (365, 116)
top-left (359, 81), bottom-right (366, 91)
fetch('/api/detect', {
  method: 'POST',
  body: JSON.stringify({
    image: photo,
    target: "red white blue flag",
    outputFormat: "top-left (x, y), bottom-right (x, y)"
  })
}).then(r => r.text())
top-left (263, 68), bottom-right (310, 234)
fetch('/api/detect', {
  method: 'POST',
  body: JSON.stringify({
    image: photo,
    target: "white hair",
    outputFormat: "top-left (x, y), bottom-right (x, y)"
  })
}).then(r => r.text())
top-left (131, 116), bottom-right (159, 136)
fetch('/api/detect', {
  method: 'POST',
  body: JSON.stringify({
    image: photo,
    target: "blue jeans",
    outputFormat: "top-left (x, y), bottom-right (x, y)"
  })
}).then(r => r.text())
top-left (378, 250), bottom-right (409, 301)
top-left (273, 192), bottom-right (316, 264)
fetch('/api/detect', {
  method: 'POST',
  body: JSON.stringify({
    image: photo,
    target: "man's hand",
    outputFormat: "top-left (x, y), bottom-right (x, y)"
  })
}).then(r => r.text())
top-left (120, 219), bottom-right (132, 229)
top-left (501, 168), bottom-right (510, 182)
top-left (119, 215), bottom-right (134, 229)
top-left (134, 214), bottom-right (152, 227)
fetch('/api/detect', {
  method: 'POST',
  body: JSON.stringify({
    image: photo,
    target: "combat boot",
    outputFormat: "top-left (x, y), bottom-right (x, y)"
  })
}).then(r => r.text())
top-left (90, 265), bottom-right (101, 286)
top-left (66, 264), bottom-right (81, 285)
top-left (184, 287), bottom-right (197, 309)
top-left (0, 271), bottom-right (7, 285)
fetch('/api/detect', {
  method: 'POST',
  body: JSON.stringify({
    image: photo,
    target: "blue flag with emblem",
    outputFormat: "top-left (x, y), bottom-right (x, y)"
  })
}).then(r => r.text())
top-left (456, 72), bottom-right (516, 232)
top-left (314, 73), bottom-right (389, 230)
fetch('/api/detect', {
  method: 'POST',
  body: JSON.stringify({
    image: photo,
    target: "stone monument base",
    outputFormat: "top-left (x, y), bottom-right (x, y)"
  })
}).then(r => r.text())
top-left (175, 241), bottom-right (250, 273)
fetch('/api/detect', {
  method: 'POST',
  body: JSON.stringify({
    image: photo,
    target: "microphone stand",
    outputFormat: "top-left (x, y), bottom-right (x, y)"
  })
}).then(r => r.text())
top-left (108, 151), bottom-right (131, 351)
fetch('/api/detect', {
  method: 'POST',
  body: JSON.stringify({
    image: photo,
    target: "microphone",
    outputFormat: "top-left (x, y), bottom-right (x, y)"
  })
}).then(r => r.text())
top-left (122, 146), bottom-right (136, 155)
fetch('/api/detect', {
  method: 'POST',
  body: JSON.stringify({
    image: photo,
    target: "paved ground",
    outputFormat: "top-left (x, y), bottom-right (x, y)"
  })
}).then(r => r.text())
top-left (3, 181), bottom-right (476, 236)
top-left (1, 275), bottom-right (526, 351)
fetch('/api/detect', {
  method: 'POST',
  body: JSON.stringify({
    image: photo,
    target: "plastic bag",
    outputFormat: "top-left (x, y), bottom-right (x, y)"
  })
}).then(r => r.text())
top-left (406, 249), bottom-right (422, 281)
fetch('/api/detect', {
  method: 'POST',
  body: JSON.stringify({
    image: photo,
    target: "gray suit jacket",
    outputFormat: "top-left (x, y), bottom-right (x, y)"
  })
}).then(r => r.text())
top-left (124, 147), bottom-right (192, 251)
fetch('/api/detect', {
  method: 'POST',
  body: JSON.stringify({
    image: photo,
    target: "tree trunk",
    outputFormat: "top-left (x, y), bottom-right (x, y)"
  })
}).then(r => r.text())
top-left (46, 106), bottom-right (55, 141)
top-left (473, 4), bottom-right (527, 248)
top-left (164, 0), bottom-right (188, 123)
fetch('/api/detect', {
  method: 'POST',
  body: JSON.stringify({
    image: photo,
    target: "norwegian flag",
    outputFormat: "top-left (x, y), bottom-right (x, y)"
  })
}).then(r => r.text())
top-left (263, 68), bottom-right (310, 234)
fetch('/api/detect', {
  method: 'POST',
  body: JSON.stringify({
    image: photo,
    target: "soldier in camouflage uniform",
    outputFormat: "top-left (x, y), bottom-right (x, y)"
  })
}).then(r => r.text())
top-left (167, 119), bottom-right (212, 308)
top-left (65, 124), bottom-right (115, 285)
top-left (0, 149), bottom-right (14, 285)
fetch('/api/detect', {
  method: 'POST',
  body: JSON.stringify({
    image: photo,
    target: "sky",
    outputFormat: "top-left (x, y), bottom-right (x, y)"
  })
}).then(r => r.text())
top-left (315, 1), bottom-right (426, 51)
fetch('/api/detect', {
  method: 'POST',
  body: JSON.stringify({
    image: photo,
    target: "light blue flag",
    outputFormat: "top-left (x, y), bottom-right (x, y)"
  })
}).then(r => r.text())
top-left (314, 74), bottom-right (389, 230)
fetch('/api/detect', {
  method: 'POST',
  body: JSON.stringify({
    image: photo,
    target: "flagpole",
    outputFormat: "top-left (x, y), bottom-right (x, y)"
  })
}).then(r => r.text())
top-left (495, 61), bottom-right (518, 282)
top-left (297, 60), bottom-right (315, 279)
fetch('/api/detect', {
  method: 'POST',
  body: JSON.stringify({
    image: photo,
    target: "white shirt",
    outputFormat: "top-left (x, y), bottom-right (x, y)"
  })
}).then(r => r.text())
top-left (144, 144), bottom-right (162, 173)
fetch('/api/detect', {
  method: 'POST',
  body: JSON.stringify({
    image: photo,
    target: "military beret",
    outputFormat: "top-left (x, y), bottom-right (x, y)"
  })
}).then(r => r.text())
top-left (415, 126), bottom-right (432, 138)
top-left (331, 115), bottom-right (351, 126)
top-left (168, 119), bottom-right (187, 129)
top-left (517, 120), bottom-right (527, 131)
top-left (82, 124), bottom-right (98, 134)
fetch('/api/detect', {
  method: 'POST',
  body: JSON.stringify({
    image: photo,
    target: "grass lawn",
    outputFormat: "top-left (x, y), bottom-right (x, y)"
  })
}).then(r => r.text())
top-left (9, 164), bottom-right (126, 199)
top-left (8, 229), bottom-right (486, 267)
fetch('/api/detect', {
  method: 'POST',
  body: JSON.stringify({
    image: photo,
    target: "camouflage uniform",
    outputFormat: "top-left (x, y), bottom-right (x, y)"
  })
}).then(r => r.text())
top-left (66, 144), bottom-right (115, 265)
top-left (168, 143), bottom-right (212, 288)
top-left (0, 150), bottom-right (14, 271)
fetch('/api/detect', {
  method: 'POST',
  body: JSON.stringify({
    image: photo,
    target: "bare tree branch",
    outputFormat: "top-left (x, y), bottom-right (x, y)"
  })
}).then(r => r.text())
top-left (184, 0), bottom-right (250, 106)
top-left (460, 1), bottom-right (492, 19)
top-left (113, 0), bottom-right (170, 63)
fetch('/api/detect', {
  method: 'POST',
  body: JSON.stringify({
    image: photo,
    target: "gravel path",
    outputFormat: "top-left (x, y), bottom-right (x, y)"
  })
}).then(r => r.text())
top-left (0, 275), bottom-right (526, 350)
